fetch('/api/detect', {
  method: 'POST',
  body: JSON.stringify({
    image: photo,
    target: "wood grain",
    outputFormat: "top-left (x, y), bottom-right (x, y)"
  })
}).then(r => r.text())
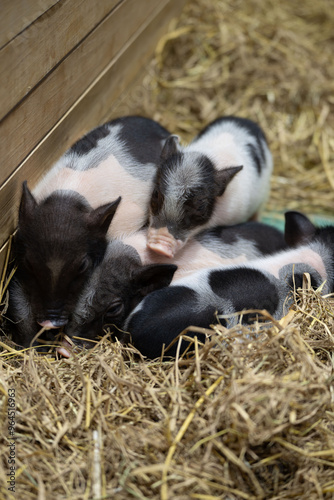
top-left (0, 0), bottom-right (120, 120)
top-left (0, 0), bottom-right (186, 272)
top-left (0, 0), bottom-right (58, 49)
top-left (0, 0), bottom-right (160, 188)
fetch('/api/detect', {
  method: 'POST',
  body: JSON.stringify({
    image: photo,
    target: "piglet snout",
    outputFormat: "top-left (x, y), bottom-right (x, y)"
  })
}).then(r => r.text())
top-left (37, 316), bottom-right (68, 329)
top-left (147, 227), bottom-right (184, 258)
top-left (37, 320), bottom-right (61, 329)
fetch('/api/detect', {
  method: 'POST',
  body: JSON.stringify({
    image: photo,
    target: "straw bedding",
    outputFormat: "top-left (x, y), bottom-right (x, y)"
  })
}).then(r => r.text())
top-left (1, 0), bottom-right (334, 498)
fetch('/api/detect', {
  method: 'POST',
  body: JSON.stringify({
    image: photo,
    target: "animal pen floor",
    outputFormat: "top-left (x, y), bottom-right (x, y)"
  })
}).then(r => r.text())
top-left (1, 0), bottom-right (334, 499)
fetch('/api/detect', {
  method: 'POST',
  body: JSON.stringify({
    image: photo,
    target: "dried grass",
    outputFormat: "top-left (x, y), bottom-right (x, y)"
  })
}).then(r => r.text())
top-left (1, 288), bottom-right (334, 499)
top-left (1, 0), bottom-right (334, 498)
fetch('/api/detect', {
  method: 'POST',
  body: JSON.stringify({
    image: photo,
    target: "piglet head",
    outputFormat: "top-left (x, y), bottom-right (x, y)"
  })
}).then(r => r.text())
top-left (147, 135), bottom-right (243, 258)
top-left (64, 240), bottom-right (177, 355)
top-left (14, 181), bottom-right (121, 332)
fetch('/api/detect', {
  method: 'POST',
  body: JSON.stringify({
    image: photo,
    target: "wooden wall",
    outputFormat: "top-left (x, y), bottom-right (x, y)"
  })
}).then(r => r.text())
top-left (0, 0), bottom-right (186, 271)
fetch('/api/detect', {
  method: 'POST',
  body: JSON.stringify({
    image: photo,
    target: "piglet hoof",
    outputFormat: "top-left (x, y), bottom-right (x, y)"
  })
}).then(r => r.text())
top-left (147, 227), bottom-right (184, 258)
top-left (147, 241), bottom-right (175, 258)
top-left (56, 338), bottom-right (74, 358)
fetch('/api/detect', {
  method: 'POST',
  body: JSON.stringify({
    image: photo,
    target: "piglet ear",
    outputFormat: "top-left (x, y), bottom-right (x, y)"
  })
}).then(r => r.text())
top-left (214, 165), bottom-right (243, 197)
top-left (87, 196), bottom-right (121, 235)
top-left (161, 135), bottom-right (180, 162)
top-left (131, 263), bottom-right (177, 297)
top-left (284, 211), bottom-right (316, 247)
top-left (19, 181), bottom-right (38, 224)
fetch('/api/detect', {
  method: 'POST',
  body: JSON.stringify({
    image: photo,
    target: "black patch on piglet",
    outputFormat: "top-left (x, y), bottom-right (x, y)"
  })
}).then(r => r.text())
top-left (127, 286), bottom-right (214, 359)
top-left (197, 116), bottom-right (268, 142)
top-left (116, 116), bottom-right (171, 165)
top-left (197, 221), bottom-right (287, 255)
top-left (70, 123), bottom-right (111, 156)
top-left (209, 268), bottom-right (279, 318)
top-left (247, 143), bottom-right (263, 175)
top-left (70, 116), bottom-right (171, 166)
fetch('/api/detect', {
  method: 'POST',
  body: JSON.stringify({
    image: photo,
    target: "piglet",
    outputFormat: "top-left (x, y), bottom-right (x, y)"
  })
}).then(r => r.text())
top-left (8, 184), bottom-right (121, 348)
top-left (8, 116), bottom-right (170, 348)
top-left (33, 116), bottom-right (171, 238)
top-left (126, 211), bottom-right (333, 358)
top-left (65, 220), bottom-right (286, 351)
top-left (147, 116), bottom-right (273, 258)
top-left (62, 240), bottom-right (177, 356)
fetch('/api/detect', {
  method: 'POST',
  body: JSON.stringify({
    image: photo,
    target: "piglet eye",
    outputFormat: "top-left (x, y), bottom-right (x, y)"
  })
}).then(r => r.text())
top-left (150, 188), bottom-right (164, 214)
top-left (104, 300), bottom-right (124, 322)
top-left (194, 198), bottom-right (207, 215)
top-left (78, 257), bottom-right (90, 274)
top-left (151, 188), bottom-right (158, 201)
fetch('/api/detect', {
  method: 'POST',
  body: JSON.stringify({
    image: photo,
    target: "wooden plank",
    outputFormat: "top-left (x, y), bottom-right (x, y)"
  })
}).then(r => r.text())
top-left (0, 0), bottom-right (59, 49)
top-left (0, 0), bottom-right (161, 189)
top-left (0, 0), bottom-right (120, 120)
top-left (0, 0), bottom-right (186, 270)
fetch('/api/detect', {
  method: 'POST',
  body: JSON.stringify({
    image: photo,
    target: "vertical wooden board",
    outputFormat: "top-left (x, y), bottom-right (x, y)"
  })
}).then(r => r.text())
top-left (0, 0), bottom-right (120, 120)
top-left (0, 0), bottom-right (162, 187)
top-left (0, 0), bottom-right (59, 49)
top-left (0, 0), bottom-right (186, 262)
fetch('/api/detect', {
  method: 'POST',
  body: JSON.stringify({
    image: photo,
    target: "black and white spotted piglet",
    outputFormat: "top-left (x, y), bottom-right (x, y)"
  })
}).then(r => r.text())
top-left (147, 116), bottom-right (273, 258)
top-left (33, 115), bottom-right (171, 238)
top-left (126, 211), bottom-right (334, 358)
top-left (8, 116), bottom-right (170, 347)
top-left (61, 220), bottom-right (286, 356)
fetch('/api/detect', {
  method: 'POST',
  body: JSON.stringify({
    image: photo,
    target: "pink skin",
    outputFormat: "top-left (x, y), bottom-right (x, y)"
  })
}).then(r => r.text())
top-left (125, 231), bottom-right (249, 281)
top-left (147, 227), bottom-right (184, 258)
top-left (37, 320), bottom-right (59, 329)
top-left (56, 339), bottom-right (73, 358)
top-left (37, 321), bottom-right (72, 357)
top-left (33, 160), bottom-right (152, 238)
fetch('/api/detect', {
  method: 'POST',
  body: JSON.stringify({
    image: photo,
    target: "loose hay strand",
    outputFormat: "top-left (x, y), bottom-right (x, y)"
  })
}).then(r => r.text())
top-left (0, 236), bottom-right (15, 305)
top-left (92, 429), bottom-right (102, 500)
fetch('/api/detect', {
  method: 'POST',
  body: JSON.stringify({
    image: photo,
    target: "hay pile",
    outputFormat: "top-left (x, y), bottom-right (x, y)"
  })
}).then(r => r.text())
top-left (1, 0), bottom-right (334, 498)
top-left (1, 289), bottom-right (334, 499)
